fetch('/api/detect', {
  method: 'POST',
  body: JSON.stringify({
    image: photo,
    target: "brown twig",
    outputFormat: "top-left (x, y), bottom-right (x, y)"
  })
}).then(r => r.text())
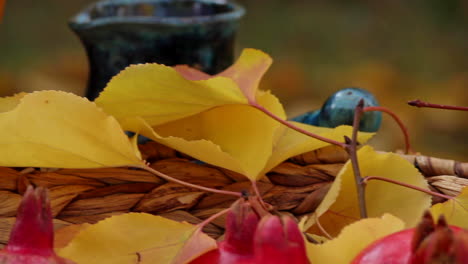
top-left (363, 106), bottom-right (413, 154)
top-left (344, 99), bottom-right (368, 219)
top-left (408, 100), bottom-right (468, 112)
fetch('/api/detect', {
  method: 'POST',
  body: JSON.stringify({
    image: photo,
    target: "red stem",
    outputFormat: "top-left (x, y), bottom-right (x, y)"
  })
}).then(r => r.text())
top-left (408, 100), bottom-right (468, 111)
top-left (135, 164), bottom-right (242, 197)
top-left (363, 176), bottom-right (453, 200)
top-left (251, 102), bottom-right (346, 148)
top-left (363, 106), bottom-right (413, 154)
top-left (250, 179), bottom-right (269, 210)
top-left (197, 207), bottom-right (231, 231)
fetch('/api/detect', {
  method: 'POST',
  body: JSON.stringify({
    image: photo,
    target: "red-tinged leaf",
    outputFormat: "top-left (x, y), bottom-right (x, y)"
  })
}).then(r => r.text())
top-left (217, 49), bottom-right (272, 104)
top-left (174, 65), bottom-right (211, 81)
top-left (175, 49), bottom-right (272, 104)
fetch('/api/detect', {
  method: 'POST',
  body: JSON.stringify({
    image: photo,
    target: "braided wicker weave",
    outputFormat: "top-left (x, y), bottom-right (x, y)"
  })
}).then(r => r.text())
top-left (0, 142), bottom-right (467, 245)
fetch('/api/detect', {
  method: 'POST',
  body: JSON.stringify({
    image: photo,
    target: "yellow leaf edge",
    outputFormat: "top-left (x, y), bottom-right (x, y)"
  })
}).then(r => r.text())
top-left (306, 213), bottom-right (405, 264)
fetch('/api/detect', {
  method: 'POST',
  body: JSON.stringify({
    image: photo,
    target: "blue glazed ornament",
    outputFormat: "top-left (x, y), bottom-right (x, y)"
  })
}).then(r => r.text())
top-left (292, 88), bottom-right (382, 132)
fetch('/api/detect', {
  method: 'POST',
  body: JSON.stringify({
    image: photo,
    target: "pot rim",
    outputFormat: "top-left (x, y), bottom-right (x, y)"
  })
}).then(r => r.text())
top-left (69, 0), bottom-right (245, 30)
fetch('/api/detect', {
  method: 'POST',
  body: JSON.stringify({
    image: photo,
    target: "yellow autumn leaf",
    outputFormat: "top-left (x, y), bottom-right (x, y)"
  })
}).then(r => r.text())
top-left (0, 91), bottom-right (142, 168)
top-left (96, 60), bottom-right (247, 127)
top-left (431, 185), bottom-right (468, 229)
top-left (97, 48), bottom-right (373, 180)
top-left (58, 213), bottom-right (217, 264)
top-left (304, 146), bottom-right (431, 237)
top-left (0, 92), bottom-right (26, 112)
top-left (306, 214), bottom-right (405, 264)
top-left (262, 123), bottom-right (374, 175)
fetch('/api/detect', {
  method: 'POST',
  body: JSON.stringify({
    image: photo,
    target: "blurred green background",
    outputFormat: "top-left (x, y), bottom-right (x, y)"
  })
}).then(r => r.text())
top-left (0, 0), bottom-right (467, 159)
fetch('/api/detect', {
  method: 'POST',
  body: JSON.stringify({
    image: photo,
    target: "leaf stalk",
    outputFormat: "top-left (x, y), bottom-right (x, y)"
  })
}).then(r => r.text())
top-left (250, 102), bottom-right (346, 148)
top-left (134, 164), bottom-right (243, 197)
top-left (363, 176), bottom-right (453, 201)
top-left (363, 106), bottom-right (412, 154)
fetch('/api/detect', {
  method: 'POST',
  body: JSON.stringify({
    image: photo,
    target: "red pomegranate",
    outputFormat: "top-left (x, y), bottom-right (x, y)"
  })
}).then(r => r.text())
top-left (0, 186), bottom-right (75, 264)
top-left (352, 212), bottom-right (467, 264)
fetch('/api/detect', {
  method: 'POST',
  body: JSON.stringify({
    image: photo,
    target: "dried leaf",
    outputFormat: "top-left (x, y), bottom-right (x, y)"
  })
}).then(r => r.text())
top-left (58, 213), bottom-right (217, 264)
top-left (0, 91), bottom-right (142, 168)
top-left (431, 186), bottom-right (468, 229)
top-left (305, 146), bottom-right (431, 237)
top-left (306, 214), bottom-right (405, 264)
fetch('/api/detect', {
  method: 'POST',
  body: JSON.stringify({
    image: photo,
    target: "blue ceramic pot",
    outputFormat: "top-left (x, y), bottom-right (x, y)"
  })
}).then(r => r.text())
top-left (70, 0), bottom-right (245, 100)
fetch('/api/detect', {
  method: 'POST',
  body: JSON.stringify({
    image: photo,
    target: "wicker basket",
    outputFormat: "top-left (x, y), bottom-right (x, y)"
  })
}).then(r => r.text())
top-left (0, 142), bottom-right (467, 245)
